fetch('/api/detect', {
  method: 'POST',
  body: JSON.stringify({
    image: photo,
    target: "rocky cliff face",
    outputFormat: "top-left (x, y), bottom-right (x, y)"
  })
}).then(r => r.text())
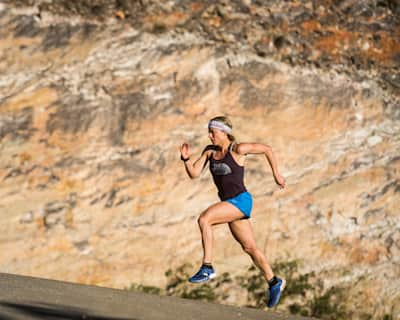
top-left (0, 1), bottom-right (399, 319)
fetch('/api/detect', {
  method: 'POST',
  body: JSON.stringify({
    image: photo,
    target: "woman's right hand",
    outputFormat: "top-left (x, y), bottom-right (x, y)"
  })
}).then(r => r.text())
top-left (274, 173), bottom-right (286, 189)
top-left (180, 142), bottom-right (190, 160)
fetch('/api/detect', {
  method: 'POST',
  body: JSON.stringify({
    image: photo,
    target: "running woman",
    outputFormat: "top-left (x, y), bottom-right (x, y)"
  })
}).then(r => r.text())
top-left (180, 116), bottom-right (286, 308)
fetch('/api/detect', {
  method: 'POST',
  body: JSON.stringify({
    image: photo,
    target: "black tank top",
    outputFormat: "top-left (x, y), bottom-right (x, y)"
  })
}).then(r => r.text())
top-left (209, 143), bottom-right (247, 201)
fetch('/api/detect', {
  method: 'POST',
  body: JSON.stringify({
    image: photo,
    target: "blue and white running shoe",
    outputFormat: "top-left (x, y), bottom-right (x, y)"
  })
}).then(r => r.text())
top-left (188, 265), bottom-right (216, 283)
top-left (267, 278), bottom-right (286, 308)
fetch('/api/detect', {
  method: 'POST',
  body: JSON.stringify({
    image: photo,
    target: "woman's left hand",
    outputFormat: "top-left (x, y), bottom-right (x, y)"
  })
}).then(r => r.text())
top-left (180, 142), bottom-right (190, 160)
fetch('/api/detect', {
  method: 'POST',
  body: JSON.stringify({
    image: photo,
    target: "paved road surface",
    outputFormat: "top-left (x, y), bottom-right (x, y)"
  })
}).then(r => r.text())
top-left (0, 273), bottom-right (315, 320)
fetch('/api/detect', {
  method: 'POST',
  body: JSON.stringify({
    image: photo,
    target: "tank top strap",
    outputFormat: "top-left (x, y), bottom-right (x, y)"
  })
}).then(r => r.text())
top-left (229, 142), bottom-right (235, 153)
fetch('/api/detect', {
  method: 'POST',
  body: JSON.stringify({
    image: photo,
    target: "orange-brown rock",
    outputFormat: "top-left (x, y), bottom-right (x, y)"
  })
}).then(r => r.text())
top-left (0, 1), bottom-right (399, 319)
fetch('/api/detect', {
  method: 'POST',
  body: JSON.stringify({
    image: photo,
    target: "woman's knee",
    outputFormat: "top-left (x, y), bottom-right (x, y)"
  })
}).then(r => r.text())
top-left (198, 212), bottom-right (210, 228)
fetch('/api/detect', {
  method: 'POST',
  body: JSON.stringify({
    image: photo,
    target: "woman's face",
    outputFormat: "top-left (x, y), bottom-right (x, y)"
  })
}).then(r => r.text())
top-left (208, 128), bottom-right (227, 145)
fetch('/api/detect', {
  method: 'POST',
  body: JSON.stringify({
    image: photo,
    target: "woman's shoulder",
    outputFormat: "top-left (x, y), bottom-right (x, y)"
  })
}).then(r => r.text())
top-left (232, 142), bottom-right (248, 155)
top-left (230, 142), bottom-right (247, 165)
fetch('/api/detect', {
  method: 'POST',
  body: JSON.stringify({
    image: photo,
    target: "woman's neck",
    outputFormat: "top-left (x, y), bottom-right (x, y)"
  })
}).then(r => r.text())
top-left (219, 140), bottom-right (231, 153)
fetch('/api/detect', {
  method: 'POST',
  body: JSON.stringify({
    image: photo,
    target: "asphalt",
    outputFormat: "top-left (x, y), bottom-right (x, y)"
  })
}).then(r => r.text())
top-left (0, 273), bottom-right (315, 320)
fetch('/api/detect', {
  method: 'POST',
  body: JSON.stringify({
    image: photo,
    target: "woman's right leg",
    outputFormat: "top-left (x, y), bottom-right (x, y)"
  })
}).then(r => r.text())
top-left (198, 201), bottom-right (246, 264)
top-left (189, 201), bottom-right (246, 283)
top-left (228, 218), bottom-right (274, 281)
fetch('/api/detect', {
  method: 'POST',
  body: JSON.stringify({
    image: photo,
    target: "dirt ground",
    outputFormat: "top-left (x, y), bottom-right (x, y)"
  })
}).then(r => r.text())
top-left (0, 273), bottom-right (315, 320)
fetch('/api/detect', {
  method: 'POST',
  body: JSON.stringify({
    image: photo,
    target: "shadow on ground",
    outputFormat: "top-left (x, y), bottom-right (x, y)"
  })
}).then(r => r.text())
top-left (0, 301), bottom-right (134, 320)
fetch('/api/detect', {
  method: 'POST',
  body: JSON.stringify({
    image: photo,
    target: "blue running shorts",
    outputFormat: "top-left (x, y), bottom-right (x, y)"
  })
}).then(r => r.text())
top-left (225, 191), bottom-right (253, 218)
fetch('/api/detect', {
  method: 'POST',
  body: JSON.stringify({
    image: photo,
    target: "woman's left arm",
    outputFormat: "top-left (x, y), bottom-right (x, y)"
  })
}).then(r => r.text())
top-left (236, 143), bottom-right (286, 188)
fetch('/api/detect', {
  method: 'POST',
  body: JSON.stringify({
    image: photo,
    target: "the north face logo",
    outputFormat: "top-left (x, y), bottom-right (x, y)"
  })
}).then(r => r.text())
top-left (211, 163), bottom-right (232, 176)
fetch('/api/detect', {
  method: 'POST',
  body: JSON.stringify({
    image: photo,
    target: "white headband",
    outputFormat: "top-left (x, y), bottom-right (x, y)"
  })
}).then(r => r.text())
top-left (208, 120), bottom-right (232, 134)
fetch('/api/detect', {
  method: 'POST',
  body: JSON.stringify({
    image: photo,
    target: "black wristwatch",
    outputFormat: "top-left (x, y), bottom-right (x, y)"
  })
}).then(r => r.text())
top-left (180, 155), bottom-right (190, 162)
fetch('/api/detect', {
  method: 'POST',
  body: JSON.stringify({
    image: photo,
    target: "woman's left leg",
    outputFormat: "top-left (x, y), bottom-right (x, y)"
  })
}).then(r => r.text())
top-left (208, 210), bottom-right (286, 308)
top-left (228, 218), bottom-right (274, 281)
top-left (229, 219), bottom-right (286, 308)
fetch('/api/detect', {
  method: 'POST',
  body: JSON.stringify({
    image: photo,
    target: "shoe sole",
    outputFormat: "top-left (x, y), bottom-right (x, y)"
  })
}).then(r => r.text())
top-left (189, 273), bottom-right (216, 283)
top-left (281, 278), bottom-right (286, 292)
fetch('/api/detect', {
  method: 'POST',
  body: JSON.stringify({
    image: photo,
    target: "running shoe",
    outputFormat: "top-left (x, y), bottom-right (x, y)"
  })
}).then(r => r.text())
top-left (267, 277), bottom-right (286, 308)
top-left (188, 265), bottom-right (216, 283)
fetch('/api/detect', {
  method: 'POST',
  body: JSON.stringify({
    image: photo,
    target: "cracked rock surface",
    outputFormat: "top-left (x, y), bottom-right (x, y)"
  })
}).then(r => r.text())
top-left (0, 1), bottom-right (399, 319)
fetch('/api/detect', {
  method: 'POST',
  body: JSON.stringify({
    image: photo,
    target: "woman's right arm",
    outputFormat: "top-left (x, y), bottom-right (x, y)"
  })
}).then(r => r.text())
top-left (180, 143), bottom-right (210, 179)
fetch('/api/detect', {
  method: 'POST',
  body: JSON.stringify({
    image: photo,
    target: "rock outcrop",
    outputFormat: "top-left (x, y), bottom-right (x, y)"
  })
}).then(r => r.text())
top-left (0, 1), bottom-right (399, 319)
